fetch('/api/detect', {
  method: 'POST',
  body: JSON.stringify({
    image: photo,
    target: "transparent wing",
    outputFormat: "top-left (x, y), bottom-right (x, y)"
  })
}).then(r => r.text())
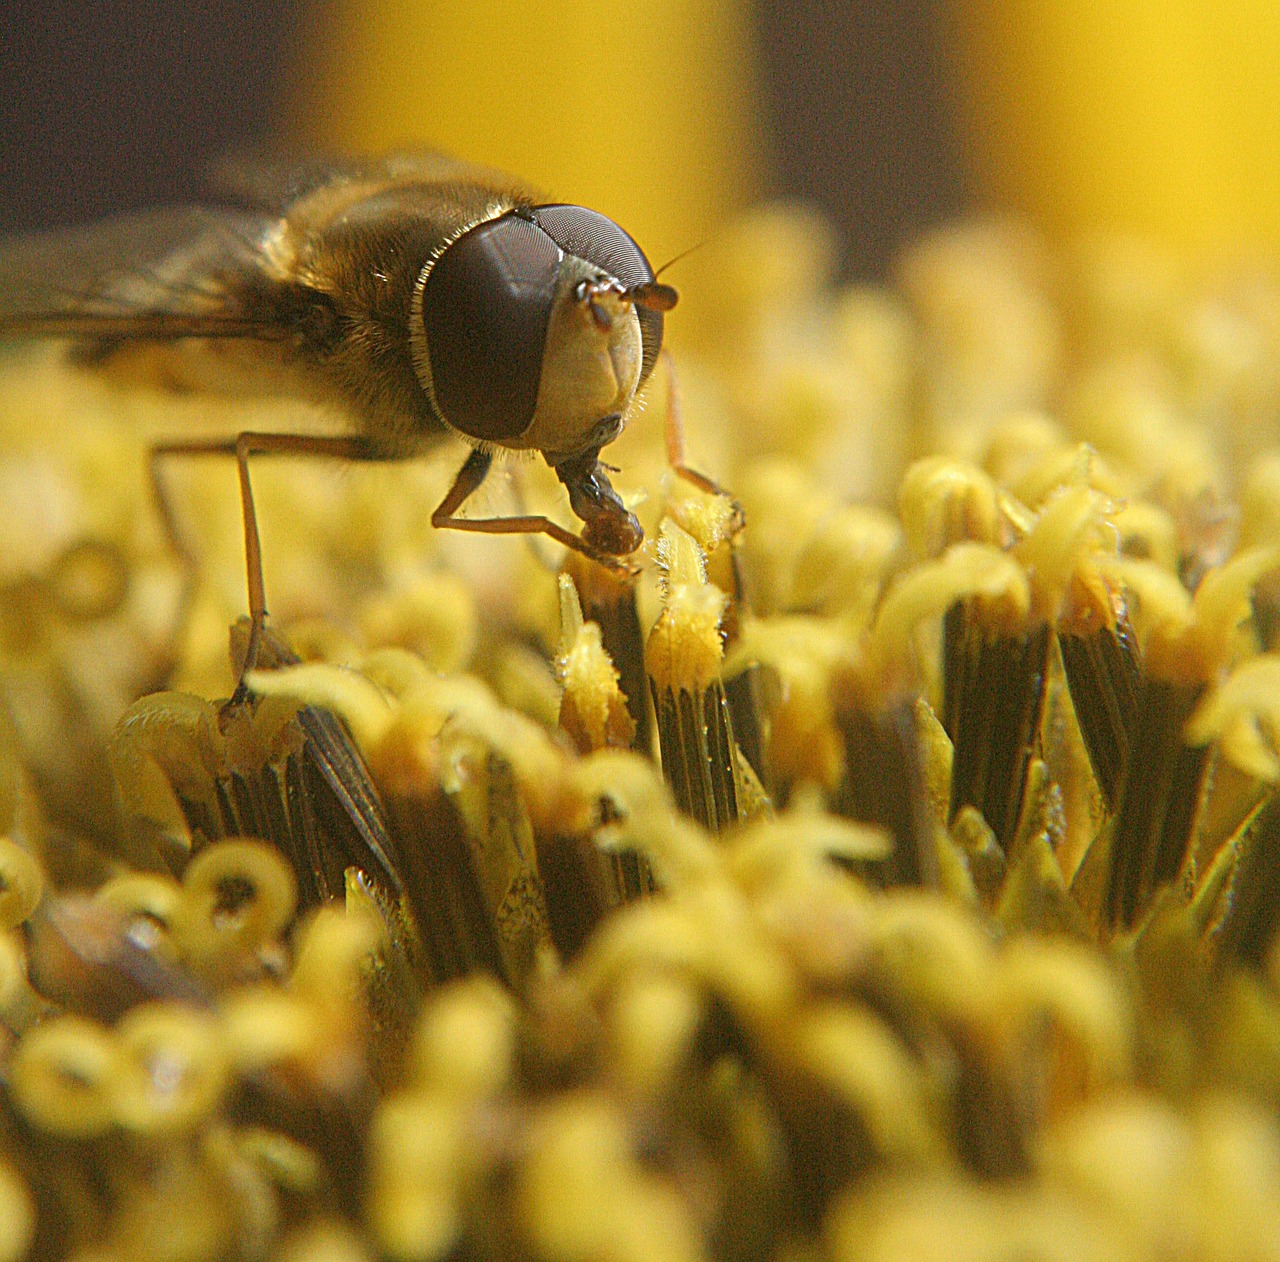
top-left (0, 205), bottom-right (279, 341)
top-left (207, 150), bottom-right (490, 215)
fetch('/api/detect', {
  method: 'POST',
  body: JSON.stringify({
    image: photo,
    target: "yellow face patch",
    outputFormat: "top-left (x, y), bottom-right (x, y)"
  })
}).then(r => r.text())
top-left (515, 257), bottom-right (643, 463)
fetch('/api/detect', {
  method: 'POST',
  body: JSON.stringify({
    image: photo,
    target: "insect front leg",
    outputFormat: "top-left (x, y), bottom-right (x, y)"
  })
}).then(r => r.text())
top-left (432, 447), bottom-right (640, 575)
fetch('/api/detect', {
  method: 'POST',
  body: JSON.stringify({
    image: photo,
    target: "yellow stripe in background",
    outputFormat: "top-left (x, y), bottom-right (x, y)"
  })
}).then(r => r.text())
top-left (288, 0), bottom-right (768, 274)
top-left (947, 0), bottom-right (1280, 253)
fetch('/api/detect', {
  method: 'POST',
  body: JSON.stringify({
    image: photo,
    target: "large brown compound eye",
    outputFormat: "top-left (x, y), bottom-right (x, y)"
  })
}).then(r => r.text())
top-left (418, 212), bottom-right (563, 444)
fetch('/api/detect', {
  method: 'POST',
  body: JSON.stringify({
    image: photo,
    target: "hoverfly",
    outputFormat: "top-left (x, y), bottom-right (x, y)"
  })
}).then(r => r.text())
top-left (0, 153), bottom-right (686, 676)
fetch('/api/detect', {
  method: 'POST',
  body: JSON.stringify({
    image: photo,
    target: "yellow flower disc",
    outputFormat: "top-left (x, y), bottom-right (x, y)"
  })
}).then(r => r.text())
top-left (0, 1160), bottom-right (34, 1262)
top-left (0, 837), bottom-right (43, 931)
top-left (93, 872), bottom-right (184, 960)
top-left (109, 1002), bottom-right (228, 1136)
top-left (9, 1016), bottom-right (115, 1137)
top-left (177, 839), bottom-right (297, 967)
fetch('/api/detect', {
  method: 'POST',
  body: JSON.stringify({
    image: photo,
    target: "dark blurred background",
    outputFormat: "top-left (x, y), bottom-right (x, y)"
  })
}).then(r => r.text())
top-left (755, 0), bottom-right (965, 276)
top-left (0, 0), bottom-right (965, 279)
top-left (0, 2), bottom-right (306, 231)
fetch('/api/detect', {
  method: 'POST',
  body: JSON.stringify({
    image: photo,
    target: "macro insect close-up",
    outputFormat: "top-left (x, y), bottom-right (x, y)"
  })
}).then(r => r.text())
top-left (7, 5), bottom-right (1280, 1262)
top-left (0, 153), bottom-right (696, 683)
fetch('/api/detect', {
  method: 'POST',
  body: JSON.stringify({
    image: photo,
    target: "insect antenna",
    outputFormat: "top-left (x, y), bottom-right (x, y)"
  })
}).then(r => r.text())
top-left (624, 280), bottom-right (679, 312)
top-left (621, 236), bottom-right (714, 312)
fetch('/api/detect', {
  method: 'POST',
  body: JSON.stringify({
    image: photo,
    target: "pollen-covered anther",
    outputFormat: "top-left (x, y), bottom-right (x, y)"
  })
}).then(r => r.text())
top-left (726, 615), bottom-right (850, 793)
top-left (898, 456), bottom-right (1005, 559)
top-left (1112, 545), bottom-right (1280, 683)
top-left (645, 521), bottom-right (751, 830)
top-left (1014, 482), bottom-right (1118, 623)
top-left (1185, 654), bottom-right (1280, 780)
top-left (557, 573), bottom-right (635, 752)
top-left (870, 542), bottom-right (1031, 682)
top-left (646, 521), bottom-right (729, 693)
top-left (665, 473), bottom-right (742, 555)
top-left (1057, 568), bottom-right (1121, 639)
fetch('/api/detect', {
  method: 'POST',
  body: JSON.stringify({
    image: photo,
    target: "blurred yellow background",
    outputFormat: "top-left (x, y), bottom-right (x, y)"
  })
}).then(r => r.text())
top-left (949, 0), bottom-right (1280, 253)
top-left (291, 0), bottom-right (1280, 260)
top-left (290, 0), bottom-right (768, 271)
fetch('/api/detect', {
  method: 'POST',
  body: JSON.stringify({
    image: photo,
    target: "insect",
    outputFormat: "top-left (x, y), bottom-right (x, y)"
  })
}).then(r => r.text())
top-left (0, 153), bottom-right (688, 677)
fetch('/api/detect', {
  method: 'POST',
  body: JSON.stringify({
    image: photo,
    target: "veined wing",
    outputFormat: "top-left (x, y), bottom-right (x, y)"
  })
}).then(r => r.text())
top-left (0, 205), bottom-right (283, 342)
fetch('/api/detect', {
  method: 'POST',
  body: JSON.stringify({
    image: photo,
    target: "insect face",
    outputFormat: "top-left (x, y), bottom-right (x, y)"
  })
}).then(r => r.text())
top-left (412, 204), bottom-right (663, 472)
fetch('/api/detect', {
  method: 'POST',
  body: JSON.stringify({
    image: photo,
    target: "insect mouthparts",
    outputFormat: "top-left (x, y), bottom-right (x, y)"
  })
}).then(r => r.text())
top-left (554, 447), bottom-right (644, 558)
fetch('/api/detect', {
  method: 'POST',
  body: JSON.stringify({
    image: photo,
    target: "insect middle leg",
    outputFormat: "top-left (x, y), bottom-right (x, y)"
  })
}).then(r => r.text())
top-left (149, 432), bottom-right (379, 690)
top-left (659, 347), bottom-right (745, 533)
top-left (656, 348), bottom-right (749, 611)
top-left (149, 434), bottom-right (636, 693)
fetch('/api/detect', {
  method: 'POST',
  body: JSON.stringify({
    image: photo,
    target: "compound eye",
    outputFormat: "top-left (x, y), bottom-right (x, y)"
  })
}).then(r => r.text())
top-left (532, 204), bottom-right (664, 386)
top-left (419, 212), bottom-right (562, 443)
